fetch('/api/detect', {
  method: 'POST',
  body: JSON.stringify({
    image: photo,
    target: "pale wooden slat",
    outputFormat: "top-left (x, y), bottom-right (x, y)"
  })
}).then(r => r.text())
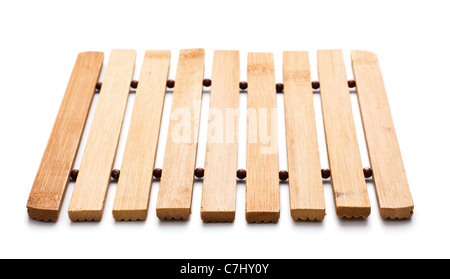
top-left (156, 49), bottom-right (205, 220)
top-left (317, 50), bottom-right (371, 218)
top-left (283, 51), bottom-right (326, 221)
top-left (200, 50), bottom-right (240, 223)
top-left (68, 49), bottom-right (136, 222)
top-left (112, 51), bottom-right (171, 221)
top-left (246, 53), bottom-right (280, 223)
top-left (27, 52), bottom-right (104, 221)
top-left (351, 50), bottom-right (414, 219)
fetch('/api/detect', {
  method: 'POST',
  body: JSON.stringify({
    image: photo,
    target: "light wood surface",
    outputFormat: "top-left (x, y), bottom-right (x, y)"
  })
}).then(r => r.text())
top-left (317, 50), bottom-right (371, 218)
top-left (156, 49), bottom-right (205, 220)
top-left (351, 50), bottom-right (414, 219)
top-left (27, 52), bottom-right (104, 221)
top-left (68, 49), bottom-right (136, 222)
top-left (112, 51), bottom-right (171, 221)
top-left (283, 51), bottom-right (326, 221)
top-left (246, 53), bottom-right (280, 223)
top-left (201, 50), bottom-right (240, 223)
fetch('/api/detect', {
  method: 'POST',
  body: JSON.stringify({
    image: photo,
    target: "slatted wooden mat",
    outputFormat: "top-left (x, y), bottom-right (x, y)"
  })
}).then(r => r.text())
top-left (27, 49), bottom-right (414, 223)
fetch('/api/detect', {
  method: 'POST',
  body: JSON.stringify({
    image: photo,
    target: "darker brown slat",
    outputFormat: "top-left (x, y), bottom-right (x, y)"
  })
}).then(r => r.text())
top-left (27, 52), bottom-right (104, 222)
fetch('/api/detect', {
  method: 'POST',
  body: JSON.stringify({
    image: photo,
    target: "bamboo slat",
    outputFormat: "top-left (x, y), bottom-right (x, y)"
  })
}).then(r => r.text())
top-left (27, 52), bottom-right (104, 221)
top-left (112, 51), bottom-right (171, 221)
top-left (283, 51), bottom-right (326, 221)
top-left (68, 49), bottom-right (136, 222)
top-left (246, 53), bottom-right (280, 223)
top-left (351, 50), bottom-right (414, 219)
top-left (200, 50), bottom-right (240, 223)
top-left (156, 49), bottom-right (205, 220)
top-left (317, 50), bottom-right (371, 218)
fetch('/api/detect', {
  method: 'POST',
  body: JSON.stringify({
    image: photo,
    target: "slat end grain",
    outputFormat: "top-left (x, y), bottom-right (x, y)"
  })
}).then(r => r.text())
top-left (27, 192), bottom-right (62, 221)
top-left (201, 210), bottom-right (235, 223)
top-left (68, 210), bottom-right (103, 222)
top-left (246, 211), bottom-right (280, 224)
top-left (380, 206), bottom-right (414, 220)
top-left (336, 206), bottom-right (371, 219)
top-left (27, 206), bottom-right (59, 222)
top-left (113, 209), bottom-right (148, 222)
top-left (291, 208), bottom-right (326, 221)
top-left (156, 208), bottom-right (191, 221)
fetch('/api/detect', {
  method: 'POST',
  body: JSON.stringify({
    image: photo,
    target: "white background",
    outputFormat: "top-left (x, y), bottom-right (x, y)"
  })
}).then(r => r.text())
top-left (1, 0), bottom-right (449, 259)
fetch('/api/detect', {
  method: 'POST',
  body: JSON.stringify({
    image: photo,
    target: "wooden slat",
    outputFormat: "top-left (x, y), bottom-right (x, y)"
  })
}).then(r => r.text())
top-left (156, 49), bottom-right (205, 220)
top-left (351, 50), bottom-right (414, 219)
top-left (200, 50), bottom-right (240, 223)
top-left (112, 51), bottom-right (171, 221)
top-left (283, 51), bottom-right (326, 221)
top-left (246, 53), bottom-right (280, 223)
top-left (27, 52), bottom-right (104, 221)
top-left (317, 50), bottom-right (371, 218)
top-left (68, 49), bottom-right (136, 222)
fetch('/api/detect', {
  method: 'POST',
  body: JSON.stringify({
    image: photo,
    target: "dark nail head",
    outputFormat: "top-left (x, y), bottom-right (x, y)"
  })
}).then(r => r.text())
top-left (363, 167), bottom-right (373, 178)
top-left (153, 168), bottom-right (162, 179)
top-left (276, 83), bottom-right (284, 93)
top-left (279, 170), bottom-right (288, 181)
top-left (203, 79), bottom-right (212, 87)
top-left (111, 169), bottom-right (120, 180)
top-left (239, 81), bottom-right (248, 90)
top-left (237, 169), bottom-right (246, 179)
top-left (312, 81), bottom-right (320, 90)
top-left (195, 168), bottom-right (204, 178)
top-left (167, 80), bottom-right (175, 88)
top-left (70, 169), bottom-right (79, 181)
top-left (321, 168), bottom-right (331, 179)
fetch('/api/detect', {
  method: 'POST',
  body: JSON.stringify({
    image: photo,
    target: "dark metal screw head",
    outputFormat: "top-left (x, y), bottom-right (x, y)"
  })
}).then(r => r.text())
top-left (321, 168), bottom-right (331, 179)
top-left (194, 168), bottom-right (204, 178)
top-left (363, 167), bottom-right (373, 178)
top-left (276, 83), bottom-right (284, 93)
top-left (237, 169), bottom-right (247, 179)
top-left (111, 169), bottom-right (121, 180)
top-left (153, 168), bottom-right (162, 179)
top-left (167, 80), bottom-right (175, 88)
top-left (70, 169), bottom-right (79, 181)
top-left (131, 80), bottom-right (139, 89)
top-left (348, 80), bottom-right (356, 88)
top-left (312, 81), bottom-right (320, 90)
top-left (203, 79), bottom-right (212, 87)
top-left (279, 170), bottom-right (289, 181)
top-left (239, 81), bottom-right (248, 90)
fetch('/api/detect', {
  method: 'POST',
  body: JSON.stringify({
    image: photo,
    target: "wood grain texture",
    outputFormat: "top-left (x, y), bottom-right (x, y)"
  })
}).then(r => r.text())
top-left (201, 50), bottom-right (240, 223)
top-left (317, 50), bottom-right (371, 218)
top-left (246, 53), bottom-right (280, 223)
top-left (283, 51), bottom-right (326, 221)
top-left (351, 50), bottom-right (414, 219)
top-left (112, 51), bottom-right (171, 221)
top-left (68, 49), bottom-right (136, 222)
top-left (27, 52), bottom-right (104, 222)
top-left (156, 49), bottom-right (205, 220)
